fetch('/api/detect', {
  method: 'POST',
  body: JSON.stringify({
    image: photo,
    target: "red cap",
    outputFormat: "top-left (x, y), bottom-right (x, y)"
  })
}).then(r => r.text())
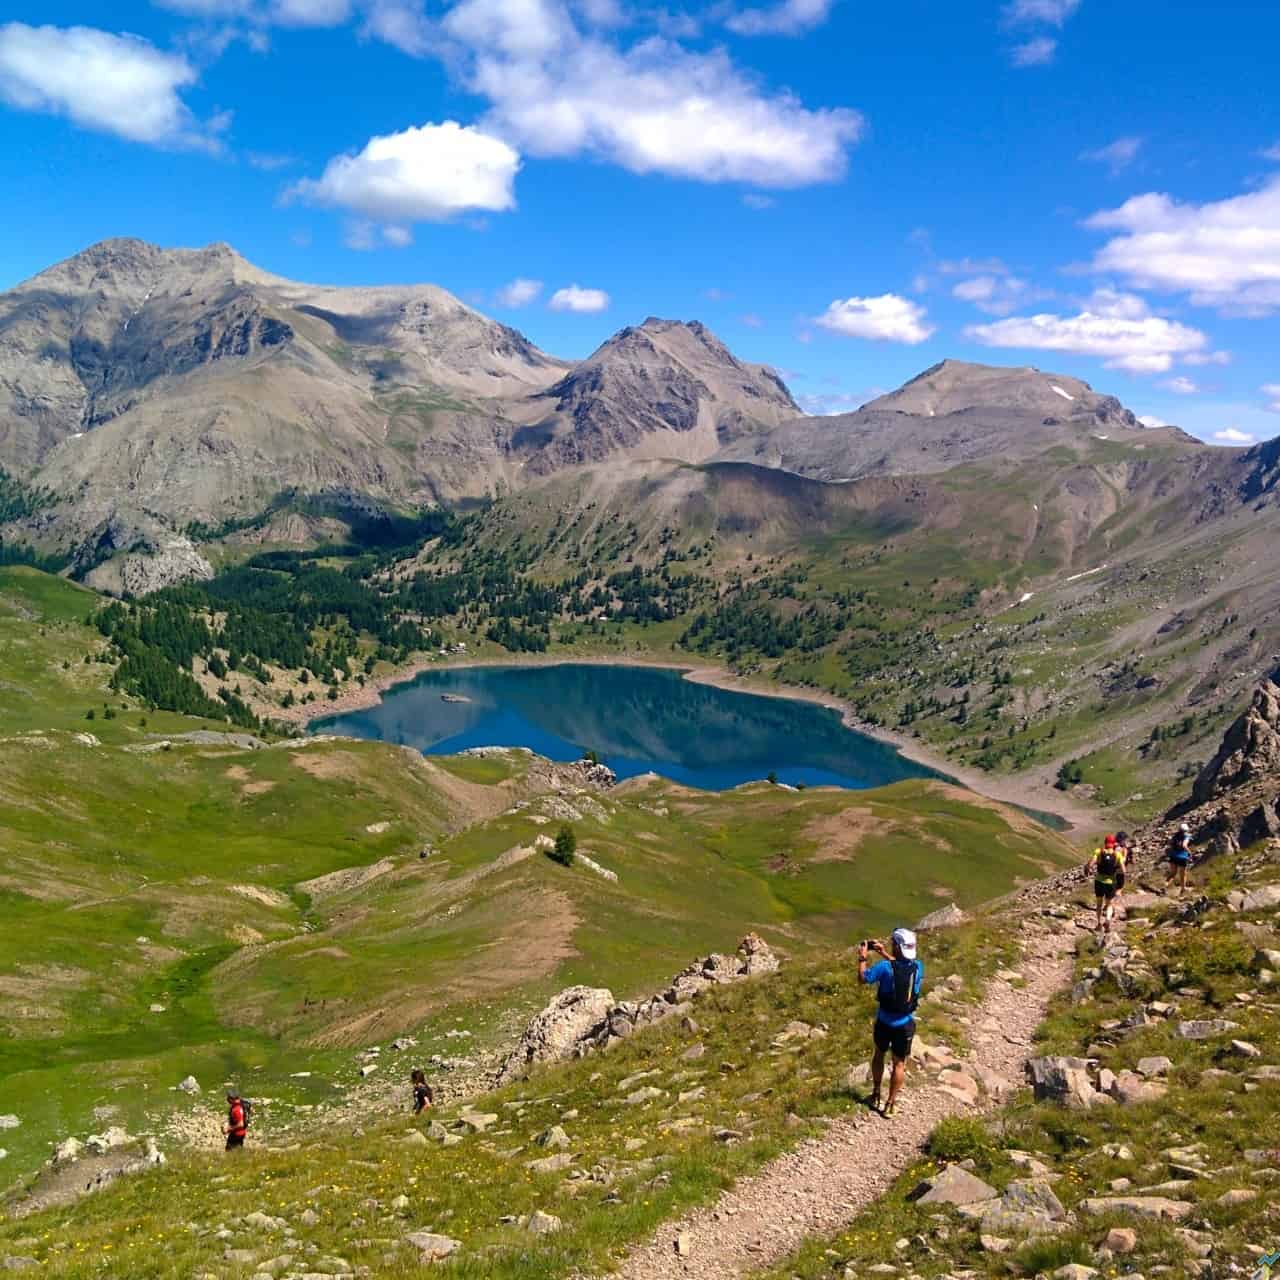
top-left (1104, 834), bottom-right (1117, 848)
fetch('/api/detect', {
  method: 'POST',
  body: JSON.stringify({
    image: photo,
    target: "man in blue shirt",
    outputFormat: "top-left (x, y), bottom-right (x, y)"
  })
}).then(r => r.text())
top-left (859, 927), bottom-right (924, 1118)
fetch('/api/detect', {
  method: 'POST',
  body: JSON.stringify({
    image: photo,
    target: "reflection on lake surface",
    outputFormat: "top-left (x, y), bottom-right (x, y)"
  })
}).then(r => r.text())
top-left (315, 663), bottom-right (938, 792)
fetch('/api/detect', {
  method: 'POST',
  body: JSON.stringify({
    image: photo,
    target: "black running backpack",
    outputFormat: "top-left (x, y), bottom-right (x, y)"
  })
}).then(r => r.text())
top-left (1097, 849), bottom-right (1118, 876)
top-left (879, 959), bottom-right (920, 1018)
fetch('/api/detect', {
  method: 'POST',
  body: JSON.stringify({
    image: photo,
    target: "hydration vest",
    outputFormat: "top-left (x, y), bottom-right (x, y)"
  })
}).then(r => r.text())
top-left (1097, 848), bottom-right (1118, 878)
top-left (879, 958), bottom-right (921, 1019)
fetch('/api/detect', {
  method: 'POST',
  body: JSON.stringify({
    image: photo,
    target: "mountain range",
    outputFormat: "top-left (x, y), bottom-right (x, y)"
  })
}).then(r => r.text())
top-left (7, 237), bottom-right (1276, 585)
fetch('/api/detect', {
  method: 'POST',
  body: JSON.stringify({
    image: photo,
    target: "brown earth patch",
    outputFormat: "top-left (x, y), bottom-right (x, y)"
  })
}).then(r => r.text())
top-left (801, 807), bottom-right (895, 862)
top-left (298, 856), bottom-right (399, 901)
top-left (288, 746), bottom-right (365, 782)
top-left (229, 883), bottom-right (291, 909)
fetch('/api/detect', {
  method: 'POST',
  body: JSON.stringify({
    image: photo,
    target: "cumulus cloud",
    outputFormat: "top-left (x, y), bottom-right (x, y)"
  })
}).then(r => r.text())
top-left (549, 283), bottom-right (610, 312)
top-left (1263, 383), bottom-right (1280, 412)
top-left (437, 0), bottom-right (862, 186)
top-left (725, 0), bottom-right (833, 37)
top-left (1214, 426), bottom-right (1255, 444)
top-left (1004, 0), bottom-right (1079, 24)
top-left (290, 121), bottom-right (519, 225)
top-left (1081, 136), bottom-right (1142, 175)
top-left (496, 276), bottom-right (543, 306)
top-left (1011, 37), bottom-right (1056, 66)
top-left (1184, 350), bottom-right (1231, 366)
top-left (1162, 375), bottom-right (1199, 395)
top-left (344, 219), bottom-right (413, 249)
top-left (815, 294), bottom-right (935, 344)
top-left (938, 256), bottom-right (1010, 276)
top-left (0, 22), bottom-right (215, 147)
top-left (1086, 177), bottom-right (1280, 315)
top-left (965, 288), bottom-right (1208, 373)
top-left (1137, 414), bottom-right (1169, 429)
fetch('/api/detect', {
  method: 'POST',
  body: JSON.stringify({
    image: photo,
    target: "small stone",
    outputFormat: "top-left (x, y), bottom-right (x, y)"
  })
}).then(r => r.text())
top-left (1136, 1056), bottom-right (1172, 1078)
top-left (178, 1075), bottom-right (201, 1094)
top-left (979, 1234), bottom-right (1013, 1254)
top-left (912, 1165), bottom-right (998, 1206)
top-left (526, 1210), bottom-right (562, 1234)
top-left (675, 1232), bottom-right (692, 1257)
top-left (401, 1131), bottom-right (429, 1148)
top-left (527, 1152), bottom-right (575, 1175)
top-left (1052, 1266), bottom-right (1098, 1280)
top-left (1229, 1040), bottom-right (1262, 1058)
top-left (535, 1125), bottom-right (570, 1149)
top-left (1103, 1227), bottom-right (1138, 1254)
top-left (390, 1195), bottom-right (410, 1211)
top-left (1174, 1019), bottom-right (1240, 1040)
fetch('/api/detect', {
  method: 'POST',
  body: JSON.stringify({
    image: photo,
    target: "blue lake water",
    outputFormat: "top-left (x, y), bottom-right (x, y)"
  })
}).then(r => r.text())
top-left (314, 663), bottom-right (940, 792)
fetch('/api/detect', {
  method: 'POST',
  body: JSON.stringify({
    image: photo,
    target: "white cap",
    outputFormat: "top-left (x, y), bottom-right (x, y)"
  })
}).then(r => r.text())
top-left (1179, 822), bottom-right (1191, 833)
top-left (891, 927), bottom-right (918, 959)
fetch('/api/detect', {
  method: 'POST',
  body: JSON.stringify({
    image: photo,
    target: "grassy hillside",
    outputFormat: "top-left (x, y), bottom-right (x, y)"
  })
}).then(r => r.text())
top-left (0, 567), bottom-right (1076, 1187)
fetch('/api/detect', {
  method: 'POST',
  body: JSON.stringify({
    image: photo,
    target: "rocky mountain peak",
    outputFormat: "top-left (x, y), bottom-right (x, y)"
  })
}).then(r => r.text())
top-left (863, 359), bottom-right (1136, 427)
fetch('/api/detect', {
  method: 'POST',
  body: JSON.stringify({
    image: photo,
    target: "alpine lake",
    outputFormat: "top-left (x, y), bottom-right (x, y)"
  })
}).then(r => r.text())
top-left (315, 662), bottom-right (938, 792)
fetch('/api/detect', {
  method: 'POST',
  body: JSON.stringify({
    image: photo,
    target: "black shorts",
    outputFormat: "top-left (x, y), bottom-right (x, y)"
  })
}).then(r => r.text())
top-left (1095, 879), bottom-right (1117, 901)
top-left (226, 1134), bottom-right (245, 1151)
top-left (1115, 868), bottom-right (1126, 890)
top-left (873, 1017), bottom-right (915, 1060)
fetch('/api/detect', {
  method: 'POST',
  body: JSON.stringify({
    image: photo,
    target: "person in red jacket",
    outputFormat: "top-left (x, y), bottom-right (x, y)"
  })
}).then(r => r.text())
top-left (224, 1092), bottom-right (248, 1151)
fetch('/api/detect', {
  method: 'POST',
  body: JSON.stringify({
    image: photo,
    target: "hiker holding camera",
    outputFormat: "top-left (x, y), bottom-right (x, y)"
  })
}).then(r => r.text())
top-left (859, 928), bottom-right (923, 1118)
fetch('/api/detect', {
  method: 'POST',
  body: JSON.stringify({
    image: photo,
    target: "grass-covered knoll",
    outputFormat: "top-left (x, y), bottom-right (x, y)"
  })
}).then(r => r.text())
top-left (0, 916), bottom-right (1021, 1279)
top-left (762, 841), bottom-right (1280, 1280)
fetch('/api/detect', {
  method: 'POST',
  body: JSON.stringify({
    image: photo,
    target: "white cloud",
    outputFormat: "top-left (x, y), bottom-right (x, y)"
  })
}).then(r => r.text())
top-left (938, 256), bottom-right (1010, 276)
top-left (361, 0), bottom-right (433, 54)
top-left (344, 219), bottom-right (413, 249)
top-left (951, 274), bottom-right (1034, 316)
top-left (0, 22), bottom-right (213, 148)
top-left (549, 283), bottom-right (610, 312)
top-left (1011, 36), bottom-right (1056, 66)
top-left (1184, 350), bottom-right (1231, 366)
top-left (1087, 177), bottom-right (1280, 314)
top-left (965, 289), bottom-right (1209, 373)
top-left (1263, 383), bottom-right (1280, 412)
top-left (742, 192), bottom-right (776, 209)
top-left (797, 390), bottom-right (866, 415)
top-left (740, 312), bottom-right (763, 328)
top-left (1162, 375), bottom-right (1199, 395)
top-left (1213, 426), bottom-right (1255, 444)
top-left (270, 0), bottom-right (351, 23)
top-left (815, 294), bottom-right (935, 345)
top-left (290, 121), bottom-right (519, 224)
top-left (1137, 414), bottom-right (1169, 429)
top-left (438, 0), bottom-right (863, 186)
top-left (245, 149), bottom-right (295, 169)
top-left (726, 0), bottom-right (833, 37)
top-left (157, 0), bottom-right (351, 20)
top-left (496, 276), bottom-right (542, 306)
top-left (1081, 136), bottom-right (1142, 175)
top-left (1004, 0), bottom-right (1079, 25)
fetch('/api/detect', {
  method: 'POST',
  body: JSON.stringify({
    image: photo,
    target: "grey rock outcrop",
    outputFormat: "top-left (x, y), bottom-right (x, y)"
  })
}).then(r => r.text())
top-left (496, 986), bottom-right (616, 1085)
top-left (916, 903), bottom-right (968, 931)
top-left (1192, 680), bottom-right (1280, 804)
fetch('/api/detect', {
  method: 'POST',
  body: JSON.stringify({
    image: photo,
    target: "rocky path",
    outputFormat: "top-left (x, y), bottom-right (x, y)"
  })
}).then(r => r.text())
top-left (600, 910), bottom-right (1082, 1280)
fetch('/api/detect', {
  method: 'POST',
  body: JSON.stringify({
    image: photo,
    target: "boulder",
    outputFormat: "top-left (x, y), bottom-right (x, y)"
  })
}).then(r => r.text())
top-left (1107, 1070), bottom-right (1167, 1105)
top-left (496, 986), bottom-right (615, 1084)
top-left (916, 903), bottom-right (968, 931)
top-left (1136, 1056), bottom-right (1172, 1078)
top-left (911, 1165), bottom-right (998, 1206)
top-left (998, 1179), bottom-right (1066, 1221)
top-left (1078, 1196), bottom-right (1193, 1221)
top-left (1217, 1188), bottom-right (1257, 1206)
top-left (405, 1232), bottom-right (461, 1262)
top-left (534, 1125), bottom-right (570, 1149)
top-left (526, 1210), bottom-right (562, 1234)
top-left (1242, 885), bottom-right (1280, 912)
top-left (1175, 1019), bottom-right (1240, 1040)
top-left (1052, 1267), bottom-right (1098, 1280)
top-left (937, 1068), bottom-right (981, 1105)
top-left (1027, 1056), bottom-right (1099, 1108)
top-left (527, 1153), bottom-right (574, 1174)
top-left (1230, 1039), bottom-right (1262, 1058)
top-left (177, 1076), bottom-right (201, 1094)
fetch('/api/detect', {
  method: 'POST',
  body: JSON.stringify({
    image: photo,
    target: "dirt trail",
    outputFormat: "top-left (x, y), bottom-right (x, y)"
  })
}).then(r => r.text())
top-left (601, 909), bottom-right (1082, 1280)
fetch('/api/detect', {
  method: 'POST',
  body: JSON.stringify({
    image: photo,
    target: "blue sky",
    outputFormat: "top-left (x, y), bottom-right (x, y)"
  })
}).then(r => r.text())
top-left (1, 0), bottom-right (1278, 442)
